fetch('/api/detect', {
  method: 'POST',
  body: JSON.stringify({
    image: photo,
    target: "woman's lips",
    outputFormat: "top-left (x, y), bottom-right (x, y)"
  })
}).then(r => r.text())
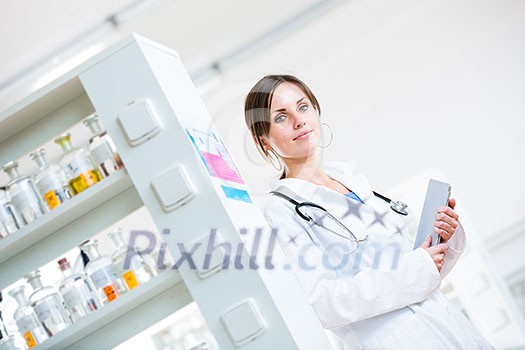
top-left (293, 130), bottom-right (313, 141)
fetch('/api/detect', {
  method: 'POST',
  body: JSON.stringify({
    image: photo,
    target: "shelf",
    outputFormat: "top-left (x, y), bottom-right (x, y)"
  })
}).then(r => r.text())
top-left (0, 35), bottom-right (148, 144)
top-left (33, 270), bottom-right (191, 350)
top-left (0, 170), bottom-right (142, 290)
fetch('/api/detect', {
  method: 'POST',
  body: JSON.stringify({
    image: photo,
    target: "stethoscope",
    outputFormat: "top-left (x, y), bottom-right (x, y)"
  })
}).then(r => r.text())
top-left (270, 190), bottom-right (408, 251)
top-left (371, 191), bottom-right (409, 216)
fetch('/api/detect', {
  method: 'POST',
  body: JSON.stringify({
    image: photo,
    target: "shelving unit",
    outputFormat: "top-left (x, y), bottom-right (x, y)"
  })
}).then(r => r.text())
top-left (0, 34), bottom-right (333, 349)
top-left (0, 170), bottom-right (136, 289)
top-left (34, 271), bottom-right (188, 350)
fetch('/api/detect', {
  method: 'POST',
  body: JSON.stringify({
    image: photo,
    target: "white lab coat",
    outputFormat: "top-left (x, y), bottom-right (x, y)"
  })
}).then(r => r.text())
top-left (264, 162), bottom-right (492, 349)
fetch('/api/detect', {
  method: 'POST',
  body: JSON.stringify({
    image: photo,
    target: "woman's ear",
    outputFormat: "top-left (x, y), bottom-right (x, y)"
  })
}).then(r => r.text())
top-left (259, 136), bottom-right (270, 151)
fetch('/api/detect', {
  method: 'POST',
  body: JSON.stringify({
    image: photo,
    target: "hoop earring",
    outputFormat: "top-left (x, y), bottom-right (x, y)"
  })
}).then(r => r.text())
top-left (319, 123), bottom-right (333, 148)
top-left (267, 150), bottom-right (283, 172)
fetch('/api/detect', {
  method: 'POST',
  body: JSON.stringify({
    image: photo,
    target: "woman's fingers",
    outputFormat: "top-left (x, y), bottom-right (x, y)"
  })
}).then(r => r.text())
top-left (422, 243), bottom-right (448, 272)
top-left (435, 206), bottom-right (459, 241)
top-left (420, 235), bottom-right (433, 248)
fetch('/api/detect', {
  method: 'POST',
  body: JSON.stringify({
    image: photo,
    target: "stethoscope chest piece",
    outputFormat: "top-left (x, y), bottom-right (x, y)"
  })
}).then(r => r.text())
top-left (390, 200), bottom-right (408, 216)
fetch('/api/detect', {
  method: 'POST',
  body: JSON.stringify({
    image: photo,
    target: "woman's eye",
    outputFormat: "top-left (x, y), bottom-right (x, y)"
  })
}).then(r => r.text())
top-left (299, 104), bottom-right (308, 112)
top-left (274, 114), bottom-right (286, 123)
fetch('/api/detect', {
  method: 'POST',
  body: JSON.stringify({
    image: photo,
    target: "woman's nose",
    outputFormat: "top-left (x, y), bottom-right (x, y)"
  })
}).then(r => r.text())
top-left (293, 115), bottom-right (306, 128)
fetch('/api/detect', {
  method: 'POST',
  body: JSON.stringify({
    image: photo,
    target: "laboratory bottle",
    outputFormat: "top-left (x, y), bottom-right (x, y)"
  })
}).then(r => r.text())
top-left (2, 161), bottom-right (47, 226)
top-left (83, 114), bottom-right (124, 177)
top-left (8, 285), bottom-right (49, 348)
top-left (107, 228), bottom-right (156, 290)
top-left (57, 257), bottom-right (101, 323)
top-left (0, 188), bottom-right (21, 237)
top-left (25, 270), bottom-right (72, 336)
top-left (0, 336), bottom-right (17, 350)
top-left (29, 148), bottom-right (71, 210)
top-left (0, 291), bottom-right (7, 341)
top-left (79, 240), bottom-right (126, 304)
top-left (54, 133), bottom-right (103, 195)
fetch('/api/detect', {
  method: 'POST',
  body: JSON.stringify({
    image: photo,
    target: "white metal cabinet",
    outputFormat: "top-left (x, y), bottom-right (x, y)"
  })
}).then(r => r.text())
top-left (0, 34), bottom-right (332, 349)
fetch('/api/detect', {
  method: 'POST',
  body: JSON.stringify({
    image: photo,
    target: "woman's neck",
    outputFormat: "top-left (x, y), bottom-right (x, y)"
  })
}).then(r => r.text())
top-left (283, 154), bottom-right (350, 194)
top-left (283, 154), bottom-right (331, 186)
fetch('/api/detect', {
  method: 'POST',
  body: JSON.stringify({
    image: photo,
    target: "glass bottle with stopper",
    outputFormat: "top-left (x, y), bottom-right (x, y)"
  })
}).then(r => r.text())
top-left (25, 270), bottom-right (72, 336)
top-left (29, 148), bottom-right (71, 210)
top-left (54, 133), bottom-right (102, 195)
top-left (8, 285), bottom-right (49, 348)
top-left (2, 161), bottom-right (47, 226)
top-left (57, 257), bottom-right (101, 322)
top-left (0, 188), bottom-right (21, 237)
top-left (83, 114), bottom-right (124, 177)
top-left (107, 228), bottom-right (157, 290)
top-left (79, 240), bottom-right (126, 304)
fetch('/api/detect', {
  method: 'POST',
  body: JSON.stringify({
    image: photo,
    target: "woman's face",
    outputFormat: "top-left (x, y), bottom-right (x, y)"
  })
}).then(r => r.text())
top-left (262, 82), bottom-right (321, 159)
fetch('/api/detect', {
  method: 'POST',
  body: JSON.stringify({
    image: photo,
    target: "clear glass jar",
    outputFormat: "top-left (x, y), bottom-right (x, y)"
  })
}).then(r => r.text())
top-left (79, 240), bottom-right (126, 304)
top-left (57, 257), bottom-right (101, 323)
top-left (29, 148), bottom-right (71, 210)
top-left (25, 270), bottom-right (72, 336)
top-left (107, 228), bottom-right (156, 291)
top-left (0, 292), bottom-right (8, 342)
top-left (0, 336), bottom-right (17, 350)
top-left (54, 133), bottom-right (103, 195)
top-left (0, 188), bottom-right (22, 237)
top-left (2, 161), bottom-right (47, 226)
top-left (83, 114), bottom-right (124, 177)
top-left (8, 285), bottom-right (49, 348)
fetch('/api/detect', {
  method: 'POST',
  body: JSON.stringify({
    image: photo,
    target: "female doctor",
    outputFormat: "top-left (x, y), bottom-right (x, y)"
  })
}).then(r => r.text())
top-left (244, 74), bottom-right (492, 349)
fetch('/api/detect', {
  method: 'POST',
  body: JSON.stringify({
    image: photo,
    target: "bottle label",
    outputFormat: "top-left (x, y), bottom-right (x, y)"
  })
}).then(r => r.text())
top-left (10, 181), bottom-right (44, 224)
top-left (23, 330), bottom-right (37, 348)
top-left (122, 271), bottom-right (139, 290)
top-left (89, 267), bottom-right (117, 288)
top-left (80, 171), bottom-right (100, 187)
top-left (44, 190), bottom-right (61, 209)
top-left (91, 143), bottom-right (116, 169)
top-left (62, 287), bottom-right (86, 309)
top-left (65, 158), bottom-right (92, 178)
top-left (11, 192), bottom-right (44, 225)
top-left (16, 314), bottom-right (39, 334)
top-left (33, 298), bottom-right (65, 326)
top-left (0, 204), bottom-right (19, 233)
top-left (103, 284), bottom-right (119, 302)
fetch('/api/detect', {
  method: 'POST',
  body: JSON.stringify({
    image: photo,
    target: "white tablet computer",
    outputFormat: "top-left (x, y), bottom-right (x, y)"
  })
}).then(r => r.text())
top-left (413, 179), bottom-right (451, 249)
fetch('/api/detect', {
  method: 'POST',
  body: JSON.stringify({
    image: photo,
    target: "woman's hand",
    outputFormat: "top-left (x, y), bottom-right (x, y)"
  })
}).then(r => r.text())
top-left (420, 236), bottom-right (449, 272)
top-left (434, 198), bottom-right (459, 243)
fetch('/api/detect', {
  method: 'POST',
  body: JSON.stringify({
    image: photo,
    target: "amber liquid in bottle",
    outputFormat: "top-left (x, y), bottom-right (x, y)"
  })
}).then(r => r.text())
top-left (68, 170), bottom-right (103, 195)
top-left (55, 133), bottom-right (103, 196)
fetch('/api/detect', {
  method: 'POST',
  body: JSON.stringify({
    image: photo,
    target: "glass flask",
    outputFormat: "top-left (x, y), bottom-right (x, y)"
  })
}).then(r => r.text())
top-left (29, 148), bottom-right (71, 210)
top-left (54, 133), bottom-right (103, 195)
top-left (8, 285), bottom-right (49, 348)
top-left (2, 161), bottom-right (47, 226)
top-left (0, 188), bottom-right (21, 238)
top-left (79, 240), bottom-right (126, 304)
top-left (25, 270), bottom-right (72, 336)
top-left (83, 114), bottom-right (124, 177)
top-left (57, 257), bottom-right (101, 323)
top-left (107, 228), bottom-right (157, 291)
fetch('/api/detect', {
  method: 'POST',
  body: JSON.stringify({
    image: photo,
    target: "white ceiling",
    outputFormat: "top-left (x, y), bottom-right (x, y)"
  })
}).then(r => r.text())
top-left (0, 0), bottom-right (329, 111)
